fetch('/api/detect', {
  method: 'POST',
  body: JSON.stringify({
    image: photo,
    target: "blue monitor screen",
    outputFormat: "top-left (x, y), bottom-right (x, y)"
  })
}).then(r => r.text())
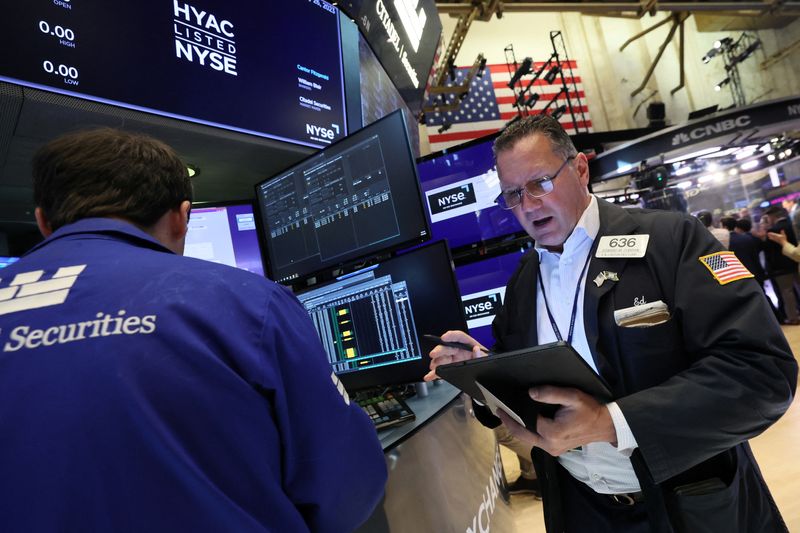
top-left (0, 0), bottom-right (346, 148)
top-left (454, 249), bottom-right (528, 349)
top-left (184, 201), bottom-right (265, 277)
top-left (416, 135), bottom-right (524, 249)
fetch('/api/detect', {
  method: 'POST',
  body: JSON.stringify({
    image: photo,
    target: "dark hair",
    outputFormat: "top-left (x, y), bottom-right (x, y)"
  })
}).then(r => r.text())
top-left (764, 205), bottom-right (787, 218)
top-left (696, 211), bottom-right (712, 227)
top-left (735, 218), bottom-right (752, 232)
top-left (493, 114), bottom-right (578, 160)
top-left (32, 128), bottom-right (192, 231)
top-left (720, 216), bottom-right (736, 231)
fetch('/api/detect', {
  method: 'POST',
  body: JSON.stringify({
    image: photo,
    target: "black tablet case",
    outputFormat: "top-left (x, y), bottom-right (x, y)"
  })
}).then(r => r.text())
top-left (436, 341), bottom-right (613, 429)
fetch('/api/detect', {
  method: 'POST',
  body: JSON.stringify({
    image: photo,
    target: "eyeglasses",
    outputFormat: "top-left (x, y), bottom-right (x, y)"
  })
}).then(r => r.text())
top-left (494, 155), bottom-right (576, 210)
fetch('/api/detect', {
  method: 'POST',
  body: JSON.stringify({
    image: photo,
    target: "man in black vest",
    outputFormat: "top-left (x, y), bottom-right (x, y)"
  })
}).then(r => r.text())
top-left (426, 115), bottom-right (796, 532)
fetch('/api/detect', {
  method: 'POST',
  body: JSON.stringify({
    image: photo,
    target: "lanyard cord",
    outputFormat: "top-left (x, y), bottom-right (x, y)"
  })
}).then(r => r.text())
top-left (537, 251), bottom-right (592, 345)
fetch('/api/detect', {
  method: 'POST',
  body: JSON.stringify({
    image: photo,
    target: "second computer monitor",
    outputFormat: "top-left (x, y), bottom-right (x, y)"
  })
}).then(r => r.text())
top-left (296, 240), bottom-right (467, 391)
top-left (255, 110), bottom-right (430, 283)
top-left (184, 200), bottom-right (266, 276)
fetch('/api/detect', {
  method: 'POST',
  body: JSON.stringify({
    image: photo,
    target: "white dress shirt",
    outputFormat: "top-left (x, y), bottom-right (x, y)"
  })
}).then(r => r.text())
top-left (534, 195), bottom-right (641, 494)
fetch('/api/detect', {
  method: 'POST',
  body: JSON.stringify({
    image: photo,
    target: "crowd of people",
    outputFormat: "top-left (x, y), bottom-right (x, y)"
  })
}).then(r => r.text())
top-left (696, 199), bottom-right (800, 325)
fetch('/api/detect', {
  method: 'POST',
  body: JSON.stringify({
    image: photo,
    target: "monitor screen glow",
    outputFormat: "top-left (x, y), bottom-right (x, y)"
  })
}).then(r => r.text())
top-left (184, 202), bottom-right (265, 276)
top-left (417, 135), bottom-right (524, 249)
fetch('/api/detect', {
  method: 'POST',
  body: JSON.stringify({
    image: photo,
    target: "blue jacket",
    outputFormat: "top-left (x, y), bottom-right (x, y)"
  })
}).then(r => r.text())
top-left (0, 218), bottom-right (387, 532)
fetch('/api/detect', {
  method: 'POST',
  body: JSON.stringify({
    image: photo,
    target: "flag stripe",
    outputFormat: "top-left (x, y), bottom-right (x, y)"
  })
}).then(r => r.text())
top-left (425, 61), bottom-right (592, 152)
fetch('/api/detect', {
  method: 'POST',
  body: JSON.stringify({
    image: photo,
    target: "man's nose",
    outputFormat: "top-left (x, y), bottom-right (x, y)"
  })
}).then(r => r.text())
top-left (518, 191), bottom-right (542, 212)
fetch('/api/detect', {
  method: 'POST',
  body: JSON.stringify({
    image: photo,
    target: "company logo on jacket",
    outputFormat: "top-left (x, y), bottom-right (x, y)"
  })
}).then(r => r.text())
top-left (0, 265), bottom-right (158, 352)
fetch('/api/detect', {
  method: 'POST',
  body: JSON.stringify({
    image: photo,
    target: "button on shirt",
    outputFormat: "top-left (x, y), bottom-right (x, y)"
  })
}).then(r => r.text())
top-left (535, 195), bottom-right (641, 493)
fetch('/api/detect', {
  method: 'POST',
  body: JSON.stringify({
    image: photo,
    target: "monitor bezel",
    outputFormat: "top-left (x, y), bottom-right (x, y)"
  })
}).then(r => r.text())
top-left (254, 109), bottom-right (431, 285)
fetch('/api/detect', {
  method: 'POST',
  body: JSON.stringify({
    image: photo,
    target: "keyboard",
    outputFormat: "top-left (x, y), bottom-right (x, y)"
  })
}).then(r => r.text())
top-left (355, 390), bottom-right (416, 430)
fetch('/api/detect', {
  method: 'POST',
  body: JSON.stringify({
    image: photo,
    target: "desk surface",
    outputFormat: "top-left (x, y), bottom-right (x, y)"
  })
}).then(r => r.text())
top-left (377, 381), bottom-right (460, 451)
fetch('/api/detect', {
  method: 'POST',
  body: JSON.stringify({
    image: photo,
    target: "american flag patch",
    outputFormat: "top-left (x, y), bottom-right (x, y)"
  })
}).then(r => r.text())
top-left (698, 251), bottom-right (754, 285)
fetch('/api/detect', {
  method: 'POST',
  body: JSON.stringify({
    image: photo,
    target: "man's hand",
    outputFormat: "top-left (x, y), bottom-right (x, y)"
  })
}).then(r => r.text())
top-left (767, 230), bottom-right (789, 247)
top-left (423, 330), bottom-right (487, 382)
top-left (496, 385), bottom-right (617, 456)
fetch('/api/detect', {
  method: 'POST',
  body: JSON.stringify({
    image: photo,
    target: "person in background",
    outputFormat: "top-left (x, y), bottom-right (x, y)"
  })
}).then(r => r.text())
top-left (762, 205), bottom-right (800, 325)
top-left (730, 218), bottom-right (782, 320)
top-left (426, 115), bottom-right (796, 532)
top-left (0, 128), bottom-right (387, 532)
top-left (720, 216), bottom-right (737, 234)
top-left (781, 197), bottom-right (800, 240)
top-left (767, 228), bottom-right (800, 262)
top-left (696, 210), bottom-right (730, 248)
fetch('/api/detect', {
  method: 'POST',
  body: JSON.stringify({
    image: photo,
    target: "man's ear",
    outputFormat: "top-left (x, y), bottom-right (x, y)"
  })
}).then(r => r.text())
top-left (169, 200), bottom-right (191, 240)
top-left (34, 207), bottom-right (53, 238)
top-left (574, 152), bottom-right (590, 188)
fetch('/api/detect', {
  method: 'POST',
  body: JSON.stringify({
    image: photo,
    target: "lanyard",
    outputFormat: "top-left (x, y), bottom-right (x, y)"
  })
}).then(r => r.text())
top-left (537, 251), bottom-right (592, 345)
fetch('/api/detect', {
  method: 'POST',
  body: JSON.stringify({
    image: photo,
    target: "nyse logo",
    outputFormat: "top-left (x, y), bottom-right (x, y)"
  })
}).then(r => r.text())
top-left (393, 0), bottom-right (427, 52)
top-left (428, 184), bottom-right (477, 215)
top-left (0, 265), bottom-right (86, 316)
top-left (463, 293), bottom-right (500, 321)
top-left (306, 123), bottom-right (338, 141)
top-left (173, 1), bottom-right (238, 76)
top-left (788, 103), bottom-right (800, 116)
top-left (671, 115), bottom-right (751, 146)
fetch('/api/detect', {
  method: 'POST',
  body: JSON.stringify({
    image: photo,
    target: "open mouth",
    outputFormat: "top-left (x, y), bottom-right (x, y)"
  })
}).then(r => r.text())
top-left (532, 216), bottom-right (552, 228)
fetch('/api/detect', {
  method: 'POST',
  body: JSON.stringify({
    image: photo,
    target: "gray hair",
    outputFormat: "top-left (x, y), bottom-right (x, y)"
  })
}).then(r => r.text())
top-left (493, 114), bottom-right (578, 161)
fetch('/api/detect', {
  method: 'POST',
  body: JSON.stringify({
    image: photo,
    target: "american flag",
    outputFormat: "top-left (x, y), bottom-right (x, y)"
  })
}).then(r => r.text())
top-left (699, 251), bottom-right (754, 285)
top-left (424, 61), bottom-right (593, 152)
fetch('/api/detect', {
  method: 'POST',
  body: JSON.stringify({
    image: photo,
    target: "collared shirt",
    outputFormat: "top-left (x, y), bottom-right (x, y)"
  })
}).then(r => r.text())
top-left (535, 195), bottom-right (641, 494)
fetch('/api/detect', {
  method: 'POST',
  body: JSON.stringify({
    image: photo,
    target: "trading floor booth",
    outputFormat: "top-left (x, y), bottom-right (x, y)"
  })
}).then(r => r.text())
top-left (1, 3), bottom-right (521, 531)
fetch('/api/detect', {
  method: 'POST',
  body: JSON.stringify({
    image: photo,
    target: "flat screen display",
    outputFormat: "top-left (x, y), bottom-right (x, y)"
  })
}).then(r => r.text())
top-left (184, 201), bottom-right (265, 276)
top-left (417, 134), bottom-right (524, 249)
top-left (256, 110), bottom-right (430, 283)
top-left (296, 240), bottom-right (466, 391)
top-left (454, 249), bottom-right (527, 349)
top-left (0, 0), bottom-right (347, 148)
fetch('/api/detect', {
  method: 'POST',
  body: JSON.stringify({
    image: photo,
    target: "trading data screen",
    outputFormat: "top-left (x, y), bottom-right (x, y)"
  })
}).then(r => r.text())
top-left (298, 272), bottom-right (421, 375)
top-left (257, 110), bottom-right (429, 283)
top-left (295, 240), bottom-right (466, 390)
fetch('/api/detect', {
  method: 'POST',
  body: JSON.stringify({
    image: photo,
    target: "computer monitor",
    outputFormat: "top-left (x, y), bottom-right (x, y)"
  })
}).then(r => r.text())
top-left (255, 110), bottom-right (430, 283)
top-left (296, 240), bottom-right (466, 391)
top-left (416, 134), bottom-right (524, 250)
top-left (454, 249), bottom-right (528, 349)
top-left (184, 200), bottom-right (265, 276)
top-left (0, 257), bottom-right (19, 269)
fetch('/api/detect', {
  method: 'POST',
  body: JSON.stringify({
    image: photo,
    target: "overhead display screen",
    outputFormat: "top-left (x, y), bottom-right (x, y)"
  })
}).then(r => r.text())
top-left (0, 0), bottom-right (347, 148)
top-left (338, 0), bottom-right (441, 113)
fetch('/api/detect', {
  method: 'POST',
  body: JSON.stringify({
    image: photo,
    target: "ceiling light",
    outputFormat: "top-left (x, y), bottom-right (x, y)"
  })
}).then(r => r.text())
top-left (767, 154), bottom-right (776, 162)
top-left (740, 160), bottom-right (760, 171)
top-left (677, 180), bottom-right (693, 189)
top-left (675, 166), bottom-right (693, 177)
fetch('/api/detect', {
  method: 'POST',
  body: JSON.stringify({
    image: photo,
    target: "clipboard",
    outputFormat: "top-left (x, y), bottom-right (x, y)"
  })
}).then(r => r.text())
top-left (435, 341), bottom-right (613, 429)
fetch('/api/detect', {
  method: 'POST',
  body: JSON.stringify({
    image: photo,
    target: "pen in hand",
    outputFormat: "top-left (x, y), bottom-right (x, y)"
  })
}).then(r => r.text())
top-left (423, 334), bottom-right (491, 354)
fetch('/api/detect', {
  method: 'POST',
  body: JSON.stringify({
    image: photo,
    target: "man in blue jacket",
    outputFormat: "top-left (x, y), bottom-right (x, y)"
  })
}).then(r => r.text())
top-left (0, 128), bottom-right (387, 532)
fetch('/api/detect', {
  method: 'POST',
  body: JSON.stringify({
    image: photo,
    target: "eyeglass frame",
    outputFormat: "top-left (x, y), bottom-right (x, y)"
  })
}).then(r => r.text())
top-left (494, 155), bottom-right (577, 210)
